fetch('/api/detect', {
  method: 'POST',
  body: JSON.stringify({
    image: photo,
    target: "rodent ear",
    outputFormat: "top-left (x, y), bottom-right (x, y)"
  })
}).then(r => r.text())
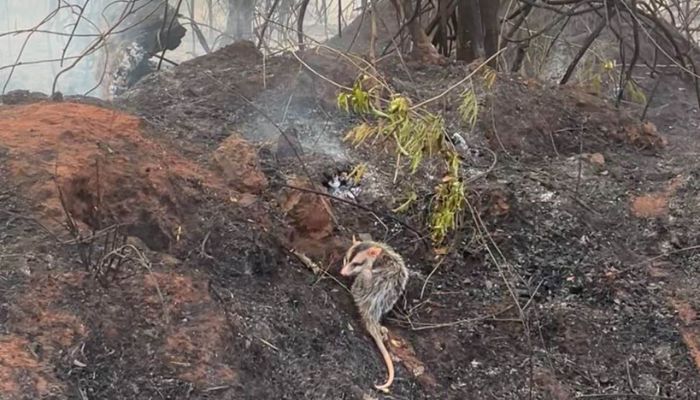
top-left (367, 246), bottom-right (383, 258)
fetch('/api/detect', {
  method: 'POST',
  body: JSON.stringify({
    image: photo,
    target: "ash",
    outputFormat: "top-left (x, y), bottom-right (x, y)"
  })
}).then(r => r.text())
top-left (323, 168), bottom-right (362, 201)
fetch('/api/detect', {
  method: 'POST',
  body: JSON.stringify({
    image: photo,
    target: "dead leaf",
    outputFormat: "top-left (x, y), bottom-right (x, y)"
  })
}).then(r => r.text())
top-left (588, 152), bottom-right (605, 167)
top-left (386, 331), bottom-right (437, 388)
top-left (433, 247), bottom-right (449, 256)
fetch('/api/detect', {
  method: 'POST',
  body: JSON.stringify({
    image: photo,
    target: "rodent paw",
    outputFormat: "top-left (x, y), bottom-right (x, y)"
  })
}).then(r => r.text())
top-left (380, 326), bottom-right (389, 341)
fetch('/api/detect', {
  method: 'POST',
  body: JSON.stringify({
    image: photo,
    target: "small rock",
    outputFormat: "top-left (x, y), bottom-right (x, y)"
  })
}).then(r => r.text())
top-left (281, 176), bottom-right (333, 240)
top-left (212, 132), bottom-right (268, 194)
top-left (44, 254), bottom-right (54, 270)
top-left (358, 233), bottom-right (373, 241)
top-left (160, 254), bottom-right (181, 267)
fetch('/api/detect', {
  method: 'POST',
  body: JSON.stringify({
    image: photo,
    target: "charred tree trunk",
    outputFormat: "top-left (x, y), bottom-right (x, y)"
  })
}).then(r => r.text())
top-left (456, 0), bottom-right (499, 64)
top-left (456, 0), bottom-right (481, 61)
top-left (98, 1), bottom-right (186, 98)
top-left (298, 0), bottom-right (311, 50)
top-left (436, 0), bottom-right (449, 56)
top-left (480, 0), bottom-right (499, 64)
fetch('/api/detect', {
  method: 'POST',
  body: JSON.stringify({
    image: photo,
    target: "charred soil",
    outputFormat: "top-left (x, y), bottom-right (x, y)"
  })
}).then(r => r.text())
top-left (0, 43), bottom-right (699, 399)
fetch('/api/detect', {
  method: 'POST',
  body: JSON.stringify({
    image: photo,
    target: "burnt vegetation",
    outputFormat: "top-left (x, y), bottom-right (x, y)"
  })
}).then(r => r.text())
top-left (1, 0), bottom-right (700, 399)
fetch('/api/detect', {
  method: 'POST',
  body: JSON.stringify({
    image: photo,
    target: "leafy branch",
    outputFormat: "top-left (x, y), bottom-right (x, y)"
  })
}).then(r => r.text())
top-left (337, 72), bottom-right (493, 243)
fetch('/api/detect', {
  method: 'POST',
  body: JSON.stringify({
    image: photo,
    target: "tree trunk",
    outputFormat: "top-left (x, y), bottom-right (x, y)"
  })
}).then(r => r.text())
top-left (456, 0), bottom-right (483, 61)
top-left (436, 0), bottom-right (449, 56)
top-left (369, 0), bottom-right (378, 62)
top-left (480, 0), bottom-right (500, 64)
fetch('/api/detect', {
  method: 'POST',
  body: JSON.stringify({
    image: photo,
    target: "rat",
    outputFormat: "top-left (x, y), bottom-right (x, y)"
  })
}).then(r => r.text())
top-left (340, 238), bottom-right (409, 391)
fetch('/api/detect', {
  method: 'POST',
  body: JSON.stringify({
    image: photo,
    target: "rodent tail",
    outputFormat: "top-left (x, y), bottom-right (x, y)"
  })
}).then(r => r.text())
top-left (367, 324), bottom-right (394, 391)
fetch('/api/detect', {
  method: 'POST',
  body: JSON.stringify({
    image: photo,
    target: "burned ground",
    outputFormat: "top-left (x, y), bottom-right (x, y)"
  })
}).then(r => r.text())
top-left (0, 42), bottom-right (699, 399)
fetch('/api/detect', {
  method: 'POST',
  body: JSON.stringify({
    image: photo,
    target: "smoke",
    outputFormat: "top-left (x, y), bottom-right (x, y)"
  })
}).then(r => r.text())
top-left (0, 1), bottom-right (105, 96)
top-left (0, 0), bottom-right (200, 98)
top-left (0, 0), bottom-right (353, 99)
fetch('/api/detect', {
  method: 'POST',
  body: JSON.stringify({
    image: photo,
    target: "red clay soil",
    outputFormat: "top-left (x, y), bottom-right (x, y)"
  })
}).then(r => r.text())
top-left (0, 100), bottom-right (275, 400)
top-left (0, 262), bottom-right (239, 398)
top-left (0, 272), bottom-right (86, 398)
top-left (0, 101), bottom-right (238, 250)
top-left (0, 102), bottom-right (269, 398)
top-left (672, 299), bottom-right (700, 372)
top-left (630, 175), bottom-right (685, 218)
top-left (0, 335), bottom-right (62, 397)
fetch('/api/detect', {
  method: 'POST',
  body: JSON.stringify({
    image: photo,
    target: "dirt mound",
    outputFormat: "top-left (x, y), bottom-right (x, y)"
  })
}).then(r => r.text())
top-left (374, 62), bottom-right (667, 169)
top-left (0, 101), bottom-right (238, 250)
top-left (116, 41), bottom-right (301, 156)
top-left (485, 77), bottom-right (667, 156)
top-left (117, 41), bottom-right (364, 166)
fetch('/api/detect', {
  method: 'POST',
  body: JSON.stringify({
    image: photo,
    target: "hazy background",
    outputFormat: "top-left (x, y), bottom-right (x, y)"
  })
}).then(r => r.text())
top-left (0, 0), bottom-right (352, 98)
